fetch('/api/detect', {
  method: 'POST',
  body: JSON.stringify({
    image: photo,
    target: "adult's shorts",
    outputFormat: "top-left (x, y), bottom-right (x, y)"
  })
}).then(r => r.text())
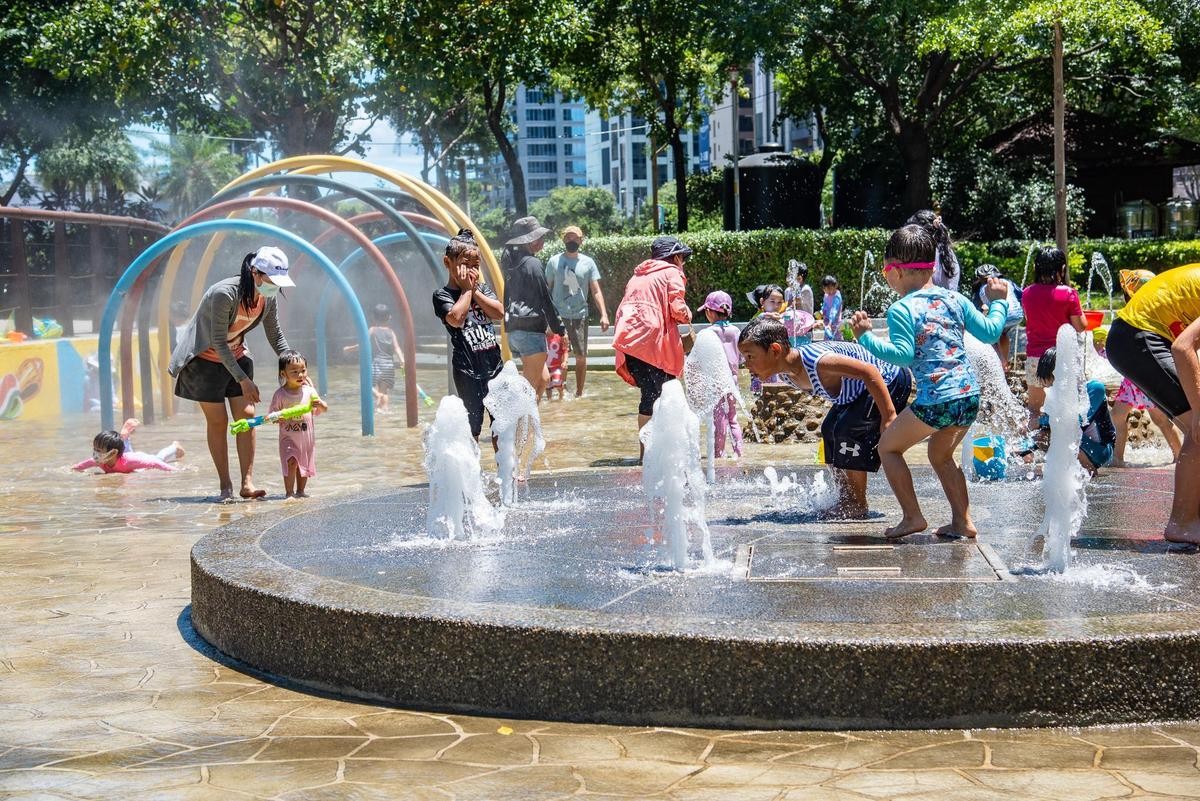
top-left (563, 317), bottom-right (589, 356)
top-left (174, 356), bottom-right (254, 403)
top-left (1106, 317), bottom-right (1191, 420)
top-left (822, 368), bottom-right (913, 472)
top-left (507, 329), bottom-right (547, 357)
top-left (623, 353), bottom-right (673, 417)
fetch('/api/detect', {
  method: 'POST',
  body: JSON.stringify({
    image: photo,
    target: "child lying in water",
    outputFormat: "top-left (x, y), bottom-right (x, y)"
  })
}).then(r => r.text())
top-left (72, 418), bottom-right (184, 474)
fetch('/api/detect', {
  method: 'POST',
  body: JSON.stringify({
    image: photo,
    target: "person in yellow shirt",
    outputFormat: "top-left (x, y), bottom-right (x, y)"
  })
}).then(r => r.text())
top-left (1107, 263), bottom-right (1200, 545)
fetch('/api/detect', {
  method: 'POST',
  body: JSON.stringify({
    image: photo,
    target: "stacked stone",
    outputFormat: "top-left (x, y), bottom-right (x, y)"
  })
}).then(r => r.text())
top-left (748, 384), bottom-right (831, 443)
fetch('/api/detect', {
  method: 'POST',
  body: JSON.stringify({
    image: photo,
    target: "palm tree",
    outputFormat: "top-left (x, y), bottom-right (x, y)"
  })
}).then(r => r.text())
top-left (152, 133), bottom-right (243, 221)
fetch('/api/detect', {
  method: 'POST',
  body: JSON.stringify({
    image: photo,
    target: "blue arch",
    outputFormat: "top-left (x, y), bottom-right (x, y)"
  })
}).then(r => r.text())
top-left (314, 231), bottom-right (450, 395)
top-left (99, 219), bottom-right (375, 435)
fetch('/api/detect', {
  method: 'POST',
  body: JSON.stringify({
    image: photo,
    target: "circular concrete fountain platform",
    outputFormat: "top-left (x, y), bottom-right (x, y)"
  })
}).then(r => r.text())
top-left (191, 466), bottom-right (1200, 729)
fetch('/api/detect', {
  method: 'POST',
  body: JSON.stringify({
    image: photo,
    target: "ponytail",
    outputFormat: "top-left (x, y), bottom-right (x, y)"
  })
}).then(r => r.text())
top-left (237, 253), bottom-right (257, 311)
top-left (906, 209), bottom-right (958, 283)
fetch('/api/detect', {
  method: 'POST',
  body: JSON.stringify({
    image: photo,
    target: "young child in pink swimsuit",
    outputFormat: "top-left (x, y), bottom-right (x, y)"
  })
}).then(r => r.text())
top-left (73, 418), bottom-right (183, 474)
top-left (269, 351), bottom-right (328, 498)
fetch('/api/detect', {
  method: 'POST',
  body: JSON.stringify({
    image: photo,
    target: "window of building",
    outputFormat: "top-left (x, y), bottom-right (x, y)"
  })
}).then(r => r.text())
top-left (526, 108), bottom-right (556, 121)
top-left (527, 143), bottom-right (557, 156)
top-left (692, 136), bottom-right (700, 157)
top-left (632, 142), bottom-right (647, 181)
top-left (738, 116), bottom-right (754, 132)
top-left (601, 118), bottom-right (609, 134)
top-left (564, 160), bottom-right (587, 175)
top-left (562, 108), bottom-right (574, 121)
top-left (601, 148), bottom-right (610, 182)
top-left (529, 177), bottom-right (558, 191)
top-left (569, 177), bottom-right (588, 187)
top-left (563, 143), bottom-right (574, 156)
top-left (562, 125), bottom-right (583, 138)
top-left (529, 161), bottom-right (559, 174)
top-left (524, 89), bottom-right (549, 104)
top-left (526, 126), bottom-right (557, 139)
top-left (657, 164), bottom-right (668, 185)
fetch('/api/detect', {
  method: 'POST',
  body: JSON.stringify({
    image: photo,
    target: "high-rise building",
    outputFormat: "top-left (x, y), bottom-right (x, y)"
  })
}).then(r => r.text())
top-left (709, 59), bottom-right (821, 167)
top-left (584, 109), bottom-right (707, 220)
top-left (484, 86), bottom-right (588, 209)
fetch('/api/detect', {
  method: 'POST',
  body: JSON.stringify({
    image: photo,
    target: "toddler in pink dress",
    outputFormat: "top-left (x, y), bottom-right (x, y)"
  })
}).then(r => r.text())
top-left (270, 351), bottom-right (328, 498)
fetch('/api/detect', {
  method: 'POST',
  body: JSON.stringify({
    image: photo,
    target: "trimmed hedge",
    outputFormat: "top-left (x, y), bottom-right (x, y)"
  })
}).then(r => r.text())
top-left (528, 230), bottom-right (1200, 321)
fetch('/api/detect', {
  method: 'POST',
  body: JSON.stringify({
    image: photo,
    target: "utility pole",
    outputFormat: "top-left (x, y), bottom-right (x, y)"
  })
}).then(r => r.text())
top-left (728, 66), bottom-right (741, 232)
top-left (649, 132), bottom-right (659, 233)
top-left (1053, 19), bottom-right (1068, 254)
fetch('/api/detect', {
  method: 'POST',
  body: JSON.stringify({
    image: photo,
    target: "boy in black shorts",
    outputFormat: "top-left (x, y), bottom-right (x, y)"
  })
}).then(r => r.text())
top-left (432, 229), bottom-right (505, 443)
top-left (738, 317), bottom-right (912, 517)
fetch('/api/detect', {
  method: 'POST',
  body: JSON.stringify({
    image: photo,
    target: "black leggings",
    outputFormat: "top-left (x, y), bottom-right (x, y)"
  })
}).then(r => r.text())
top-left (624, 353), bottom-right (673, 416)
top-left (1107, 318), bottom-right (1191, 419)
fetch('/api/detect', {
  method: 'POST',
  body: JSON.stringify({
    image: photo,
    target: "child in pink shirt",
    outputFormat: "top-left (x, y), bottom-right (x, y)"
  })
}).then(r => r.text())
top-left (72, 418), bottom-right (183, 474)
top-left (270, 351), bottom-right (328, 498)
top-left (697, 290), bottom-right (743, 458)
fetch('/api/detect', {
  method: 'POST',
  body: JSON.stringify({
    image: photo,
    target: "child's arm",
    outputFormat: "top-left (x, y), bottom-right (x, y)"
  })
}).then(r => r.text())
top-left (309, 386), bottom-right (329, 416)
top-left (958, 292), bottom-right (1008, 344)
top-left (473, 285), bottom-right (505, 320)
top-left (820, 354), bottom-right (898, 429)
top-left (71, 458), bottom-right (98, 471)
top-left (343, 343), bottom-right (360, 353)
top-left (442, 286), bottom-right (476, 328)
top-left (855, 305), bottom-right (916, 366)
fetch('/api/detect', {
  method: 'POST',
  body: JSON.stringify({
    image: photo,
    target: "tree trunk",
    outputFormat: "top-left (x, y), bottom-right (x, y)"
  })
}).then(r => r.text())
top-left (1, 150), bottom-right (31, 206)
top-left (898, 122), bottom-right (933, 214)
top-left (670, 131), bottom-right (688, 231)
top-left (482, 79), bottom-right (526, 215)
top-left (1053, 19), bottom-right (1068, 254)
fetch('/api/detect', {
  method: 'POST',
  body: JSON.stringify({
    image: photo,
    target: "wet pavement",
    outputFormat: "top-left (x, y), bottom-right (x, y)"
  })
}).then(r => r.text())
top-left (2, 368), bottom-right (1199, 799)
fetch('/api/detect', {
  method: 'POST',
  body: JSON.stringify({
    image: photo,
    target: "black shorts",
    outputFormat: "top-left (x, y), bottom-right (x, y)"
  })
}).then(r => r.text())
top-left (563, 318), bottom-right (589, 356)
top-left (1107, 318), bottom-right (1191, 419)
top-left (821, 369), bottom-right (912, 472)
top-left (174, 356), bottom-right (254, 403)
top-left (623, 353), bottom-right (673, 416)
top-left (453, 371), bottom-right (495, 440)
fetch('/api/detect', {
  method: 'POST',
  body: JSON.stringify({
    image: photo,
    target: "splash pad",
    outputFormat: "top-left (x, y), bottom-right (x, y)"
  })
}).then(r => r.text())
top-left (191, 463), bottom-right (1200, 730)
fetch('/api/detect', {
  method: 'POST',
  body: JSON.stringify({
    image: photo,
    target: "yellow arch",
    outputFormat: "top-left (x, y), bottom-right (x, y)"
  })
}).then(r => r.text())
top-left (157, 155), bottom-right (509, 417)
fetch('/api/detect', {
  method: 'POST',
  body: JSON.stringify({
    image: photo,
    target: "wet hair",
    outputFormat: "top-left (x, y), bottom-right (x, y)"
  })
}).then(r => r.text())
top-left (237, 252), bottom-right (258, 312)
top-left (93, 430), bottom-right (125, 455)
top-left (738, 316), bottom-right (789, 350)
top-left (445, 227), bottom-right (480, 261)
top-left (822, 275), bottom-right (839, 288)
top-left (278, 349), bottom-right (307, 378)
top-left (1036, 347), bottom-right (1058, 383)
top-left (371, 303), bottom-right (391, 325)
top-left (1034, 247), bottom-right (1067, 284)
top-left (751, 284), bottom-right (785, 308)
top-left (907, 210), bottom-right (957, 283)
top-left (884, 224), bottom-right (937, 265)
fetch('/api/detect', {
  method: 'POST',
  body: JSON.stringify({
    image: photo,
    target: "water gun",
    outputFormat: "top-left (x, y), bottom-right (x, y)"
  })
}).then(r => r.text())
top-left (841, 321), bottom-right (857, 341)
top-left (416, 383), bottom-right (435, 407)
top-left (229, 393), bottom-right (322, 435)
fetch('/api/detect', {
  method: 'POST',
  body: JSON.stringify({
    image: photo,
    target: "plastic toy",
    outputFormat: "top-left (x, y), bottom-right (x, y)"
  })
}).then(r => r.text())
top-left (229, 393), bottom-right (322, 435)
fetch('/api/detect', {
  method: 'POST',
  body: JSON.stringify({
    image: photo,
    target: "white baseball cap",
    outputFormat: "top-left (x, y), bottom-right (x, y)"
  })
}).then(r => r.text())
top-left (251, 246), bottom-right (294, 287)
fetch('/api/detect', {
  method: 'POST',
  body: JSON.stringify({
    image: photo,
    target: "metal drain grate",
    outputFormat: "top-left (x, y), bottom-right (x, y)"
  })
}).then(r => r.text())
top-left (738, 541), bottom-right (1013, 583)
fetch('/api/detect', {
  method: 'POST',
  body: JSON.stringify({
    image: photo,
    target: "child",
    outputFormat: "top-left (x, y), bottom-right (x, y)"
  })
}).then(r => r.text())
top-left (747, 284), bottom-right (786, 393)
top-left (972, 264), bottom-right (1023, 366)
top-left (1020, 247), bottom-right (1087, 422)
top-left (1109, 270), bottom-right (1183, 466)
top-left (545, 332), bottom-right (567, 401)
top-left (270, 351), bottom-right (328, 498)
top-left (432, 228), bottom-right (505, 442)
top-left (73, 418), bottom-right (183, 473)
top-left (784, 260), bottom-right (815, 316)
top-left (848, 224), bottom-right (1009, 539)
top-left (697, 290), bottom-right (743, 458)
top-left (344, 304), bottom-right (402, 414)
top-left (739, 317), bottom-right (911, 517)
top-left (1032, 347), bottom-right (1116, 474)
top-left (821, 276), bottom-right (844, 340)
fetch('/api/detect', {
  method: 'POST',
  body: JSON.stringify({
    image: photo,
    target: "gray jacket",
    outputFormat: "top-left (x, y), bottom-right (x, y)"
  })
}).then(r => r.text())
top-left (168, 276), bottom-right (289, 383)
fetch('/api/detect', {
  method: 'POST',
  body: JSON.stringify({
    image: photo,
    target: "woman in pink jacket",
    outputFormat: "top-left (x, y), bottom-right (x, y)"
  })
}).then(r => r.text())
top-left (613, 236), bottom-right (693, 455)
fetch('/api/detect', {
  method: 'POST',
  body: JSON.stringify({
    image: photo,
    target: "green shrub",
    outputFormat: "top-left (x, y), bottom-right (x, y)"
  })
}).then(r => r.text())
top-left (520, 230), bottom-right (1200, 321)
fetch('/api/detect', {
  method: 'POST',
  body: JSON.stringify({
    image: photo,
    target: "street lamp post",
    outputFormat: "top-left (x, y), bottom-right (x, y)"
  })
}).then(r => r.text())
top-left (728, 66), bottom-right (741, 232)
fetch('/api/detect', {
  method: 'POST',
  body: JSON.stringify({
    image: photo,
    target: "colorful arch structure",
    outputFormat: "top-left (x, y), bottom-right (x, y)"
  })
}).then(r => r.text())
top-left (138, 195), bottom-right (421, 427)
top-left (312, 231), bottom-right (452, 395)
top-left (100, 219), bottom-right (377, 435)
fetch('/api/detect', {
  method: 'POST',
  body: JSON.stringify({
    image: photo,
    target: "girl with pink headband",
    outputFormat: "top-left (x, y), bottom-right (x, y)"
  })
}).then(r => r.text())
top-left (847, 224), bottom-right (1009, 540)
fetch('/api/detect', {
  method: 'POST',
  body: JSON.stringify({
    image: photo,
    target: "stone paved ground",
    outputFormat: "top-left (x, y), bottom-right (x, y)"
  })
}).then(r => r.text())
top-left (2, 371), bottom-right (1197, 800)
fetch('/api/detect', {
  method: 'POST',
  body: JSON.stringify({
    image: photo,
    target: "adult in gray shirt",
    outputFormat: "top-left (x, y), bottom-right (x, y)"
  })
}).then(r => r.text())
top-left (544, 225), bottom-right (609, 397)
top-left (169, 246), bottom-right (294, 501)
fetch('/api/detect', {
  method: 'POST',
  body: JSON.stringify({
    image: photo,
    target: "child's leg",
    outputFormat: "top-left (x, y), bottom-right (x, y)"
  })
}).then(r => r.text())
top-left (283, 459), bottom-right (296, 497)
top-left (296, 473), bottom-right (308, 497)
top-left (927, 425), bottom-right (976, 538)
top-left (1147, 406), bottom-right (1183, 461)
top-left (154, 443), bottom-right (184, 463)
top-left (878, 409), bottom-right (936, 538)
top-left (1165, 410), bottom-right (1200, 543)
top-left (712, 404), bottom-right (728, 457)
top-left (833, 468), bottom-right (868, 516)
top-left (1111, 400), bottom-right (1132, 465)
top-left (726, 396), bottom-right (743, 457)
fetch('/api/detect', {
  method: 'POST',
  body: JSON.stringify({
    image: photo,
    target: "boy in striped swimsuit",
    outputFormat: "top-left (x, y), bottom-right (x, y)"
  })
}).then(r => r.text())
top-left (738, 317), bottom-right (912, 518)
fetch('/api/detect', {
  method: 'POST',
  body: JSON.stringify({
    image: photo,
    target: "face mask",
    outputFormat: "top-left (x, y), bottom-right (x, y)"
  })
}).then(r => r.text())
top-left (258, 281), bottom-right (280, 299)
top-left (564, 241), bottom-right (580, 253)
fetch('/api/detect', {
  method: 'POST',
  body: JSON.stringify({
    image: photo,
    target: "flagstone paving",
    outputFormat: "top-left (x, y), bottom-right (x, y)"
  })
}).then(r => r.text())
top-left (2, 371), bottom-right (1197, 799)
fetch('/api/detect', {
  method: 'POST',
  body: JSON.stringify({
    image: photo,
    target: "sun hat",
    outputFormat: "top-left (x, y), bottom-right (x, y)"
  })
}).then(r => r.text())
top-left (697, 290), bottom-right (733, 315)
top-left (505, 216), bottom-right (552, 245)
top-left (787, 309), bottom-right (817, 335)
top-left (251, 246), bottom-right (294, 287)
top-left (561, 225), bottom-right (584, 242)
top-left (651, 235), bottom-right (692, 261)
top-left (1118, 268), bottom-right (1155, 297)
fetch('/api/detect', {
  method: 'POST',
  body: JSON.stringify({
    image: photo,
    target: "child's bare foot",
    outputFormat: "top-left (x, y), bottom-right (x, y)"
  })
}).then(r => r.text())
top-left (295, 491), bottom-right (310, 498)
top-left (884, 516), bottom-right (927, 539)
top-left (240, 484), bottom-right (267, 499)
top-left (934, 518), bottom-right (979, 538)
top-left (217, 487), bottom-right (235, 504)
top-left (1164, 520), bottom-right (1200, 545)
top-left (172, 441), bottom-right (186, 460)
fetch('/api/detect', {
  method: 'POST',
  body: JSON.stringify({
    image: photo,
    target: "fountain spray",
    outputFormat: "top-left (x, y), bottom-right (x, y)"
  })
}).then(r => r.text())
top-left (423, 396), bottom-right (504, 540)
top-left (683, 328), bottom-right (746, 482)
top-left (484, 361), bottom-right (545, 506)
top-left (641, 380), bottom-right (714, 570)
top-left (1037, 325), bottom-right (1090, 573)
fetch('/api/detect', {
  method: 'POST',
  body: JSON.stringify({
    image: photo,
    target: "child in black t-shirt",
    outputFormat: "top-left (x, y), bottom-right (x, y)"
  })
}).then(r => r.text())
top-left (432, 229), bottom-right (505, 441)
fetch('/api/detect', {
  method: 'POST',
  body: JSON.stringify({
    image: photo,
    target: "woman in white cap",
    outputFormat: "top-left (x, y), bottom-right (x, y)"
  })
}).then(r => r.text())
top-left (169, 246), bottom-right (294, 501)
